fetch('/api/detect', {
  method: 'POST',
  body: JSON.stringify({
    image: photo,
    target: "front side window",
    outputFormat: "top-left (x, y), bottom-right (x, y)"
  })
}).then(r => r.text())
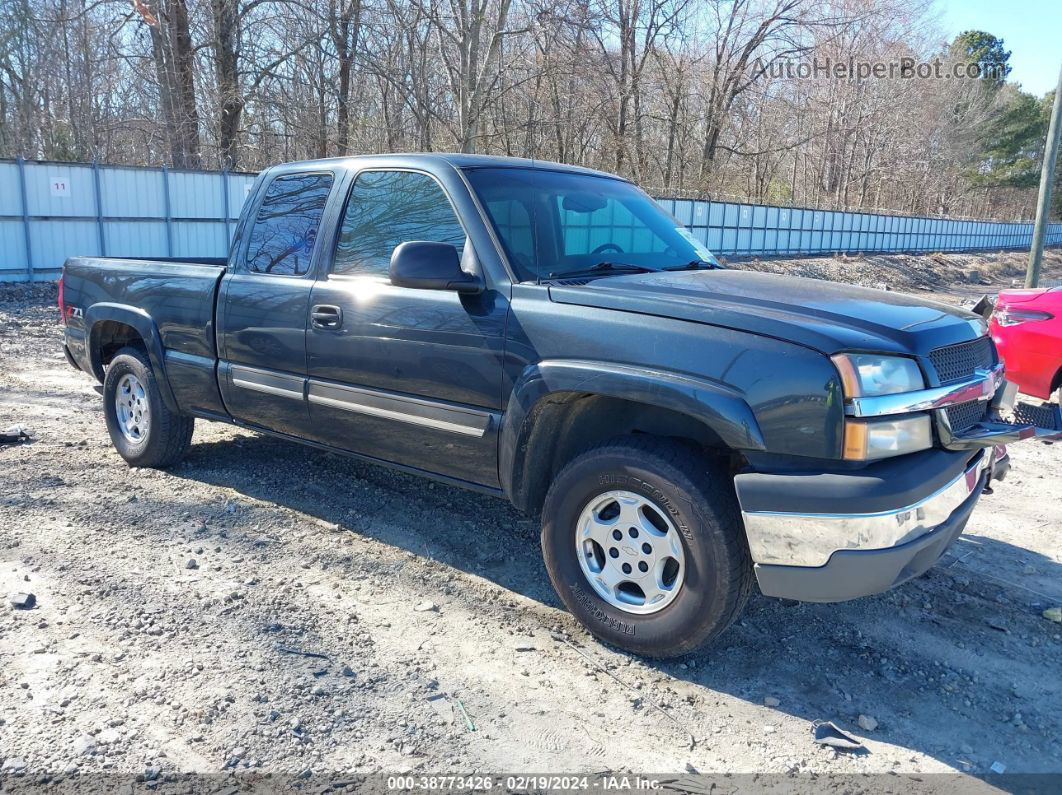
top-left (244, 172), bottom-right (334, 275)
top-left (464, 167), bottom-right (716, 281)
top-left (332, 170), bottom-right (467, 276)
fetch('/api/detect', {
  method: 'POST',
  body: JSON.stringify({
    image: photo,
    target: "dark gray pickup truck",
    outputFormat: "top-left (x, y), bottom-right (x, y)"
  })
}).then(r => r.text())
top-left (60, 154), bottom-right (1062, 657)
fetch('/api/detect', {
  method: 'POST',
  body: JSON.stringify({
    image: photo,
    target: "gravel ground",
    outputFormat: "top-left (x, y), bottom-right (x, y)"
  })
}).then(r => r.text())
top-left (1, 255), bottom-right (1061, 789)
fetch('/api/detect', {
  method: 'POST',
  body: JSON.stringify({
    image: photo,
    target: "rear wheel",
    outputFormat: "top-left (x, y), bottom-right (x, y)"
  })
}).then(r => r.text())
top-left (541, 436), bottom-right (752, 658)
top-left (103, 346), bottom-right (194, 468)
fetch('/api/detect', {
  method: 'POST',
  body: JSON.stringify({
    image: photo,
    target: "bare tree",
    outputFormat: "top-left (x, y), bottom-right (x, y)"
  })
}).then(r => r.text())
top-left (0, 0), bottom-right (1049, 220)
top-left (134, 0), bottom-right (202, 167)
top-left (424, 0), bottom-right (523, 152)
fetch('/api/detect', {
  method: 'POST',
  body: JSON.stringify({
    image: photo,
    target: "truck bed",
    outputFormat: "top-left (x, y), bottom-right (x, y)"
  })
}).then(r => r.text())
top-left (62, 256), bottom-right (227, 389)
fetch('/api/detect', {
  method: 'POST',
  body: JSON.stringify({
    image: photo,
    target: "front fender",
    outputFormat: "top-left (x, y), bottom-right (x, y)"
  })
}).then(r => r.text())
top-left (85, 303), bottom-right (180, 414)
top-left (498, 359), bottom-right (766, 502)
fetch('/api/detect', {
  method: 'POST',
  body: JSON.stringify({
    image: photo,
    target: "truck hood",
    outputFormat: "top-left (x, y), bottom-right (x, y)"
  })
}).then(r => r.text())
top-left (547, 269), bottom-right (986, 356)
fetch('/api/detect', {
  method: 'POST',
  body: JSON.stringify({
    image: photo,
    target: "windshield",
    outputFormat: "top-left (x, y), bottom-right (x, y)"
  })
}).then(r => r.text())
top-left (463, 167), bottom-right (717, 282)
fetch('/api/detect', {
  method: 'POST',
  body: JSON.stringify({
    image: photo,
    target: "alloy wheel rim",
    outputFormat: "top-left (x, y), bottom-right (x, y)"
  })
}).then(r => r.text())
top-left (575, 489), bottom-right (686, 614)
top-left (115, 373), bottom-right (150, 443)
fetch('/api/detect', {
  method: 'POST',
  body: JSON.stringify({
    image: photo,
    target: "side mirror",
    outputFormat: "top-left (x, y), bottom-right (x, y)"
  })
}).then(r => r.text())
top-left (389, 241), bottom-right (483, 294)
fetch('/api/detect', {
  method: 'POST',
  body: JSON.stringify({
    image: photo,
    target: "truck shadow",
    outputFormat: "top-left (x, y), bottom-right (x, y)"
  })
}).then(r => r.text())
top-left (170, 431), bottom-right (1062, 775)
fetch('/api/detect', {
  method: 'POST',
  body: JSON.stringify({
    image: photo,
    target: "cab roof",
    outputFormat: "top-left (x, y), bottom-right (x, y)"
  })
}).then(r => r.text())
top-left (262, 152), bottom-right (625, 181)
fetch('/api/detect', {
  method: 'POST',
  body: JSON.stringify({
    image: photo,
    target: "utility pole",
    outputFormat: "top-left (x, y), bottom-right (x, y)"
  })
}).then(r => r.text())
top-left (1026, 62), bottom-right (1062, 288)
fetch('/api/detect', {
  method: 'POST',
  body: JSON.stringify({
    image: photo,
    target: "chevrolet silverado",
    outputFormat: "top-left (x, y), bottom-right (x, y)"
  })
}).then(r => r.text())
top-left (60, 154), bottom-right (1062, 657)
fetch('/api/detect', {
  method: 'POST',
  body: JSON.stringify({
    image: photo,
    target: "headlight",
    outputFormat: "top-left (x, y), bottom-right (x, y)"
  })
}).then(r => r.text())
top-left (843, 414), bottom-right (933, 461)
top-left (832, 353), bottom-right (924, 397)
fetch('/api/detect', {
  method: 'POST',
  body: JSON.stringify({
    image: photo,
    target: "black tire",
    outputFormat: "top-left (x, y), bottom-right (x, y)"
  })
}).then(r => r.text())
top-left (102, 346), bottom-right (194, 468)
top-left (541, 436), bottom-right (752, 658)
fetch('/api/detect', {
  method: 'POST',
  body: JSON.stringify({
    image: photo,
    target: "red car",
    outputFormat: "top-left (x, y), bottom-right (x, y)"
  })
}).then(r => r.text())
top-left (990, 286), bottom-right (1062, 401)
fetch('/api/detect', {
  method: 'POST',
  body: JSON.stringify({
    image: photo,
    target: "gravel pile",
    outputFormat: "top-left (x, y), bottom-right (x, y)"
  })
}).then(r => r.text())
top-left (733, 248), bottom-right (1062, 294)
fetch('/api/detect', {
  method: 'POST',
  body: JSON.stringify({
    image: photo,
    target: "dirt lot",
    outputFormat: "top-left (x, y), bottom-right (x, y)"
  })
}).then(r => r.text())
top-left (2, 253), bottom-right (1061, 787)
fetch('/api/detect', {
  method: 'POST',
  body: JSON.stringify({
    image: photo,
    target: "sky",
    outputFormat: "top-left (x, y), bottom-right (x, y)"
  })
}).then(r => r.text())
top-left (939, 0), bottom-right (1061, 96)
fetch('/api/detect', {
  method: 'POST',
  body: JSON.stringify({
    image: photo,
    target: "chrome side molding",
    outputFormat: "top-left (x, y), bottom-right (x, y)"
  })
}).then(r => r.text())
top-left (229, 364), bottom-right (496, 438)
top-left (307, 380), bottom-right (494, 437)
top-left (230, 364), bottom-right (305, 400)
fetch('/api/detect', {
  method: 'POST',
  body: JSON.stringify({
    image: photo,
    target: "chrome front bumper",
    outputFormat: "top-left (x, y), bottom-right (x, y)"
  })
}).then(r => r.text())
top-left (734, 447), bottom-right (1011, 602)
top-left (740, 450), bottom-right (989, 569)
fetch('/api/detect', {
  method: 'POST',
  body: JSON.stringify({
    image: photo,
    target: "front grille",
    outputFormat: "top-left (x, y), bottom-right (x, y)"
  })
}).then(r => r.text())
top-left (945, 400), bottom-right (988, 433)
top-left (1013, 401), bottom-right (1062, 430)
top-left (928, 336), bottom-right (994, 384)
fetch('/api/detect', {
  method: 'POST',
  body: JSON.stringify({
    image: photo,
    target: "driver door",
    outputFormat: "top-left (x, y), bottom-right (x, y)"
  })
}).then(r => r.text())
top-left (304, 169), bottom-right (509, 487)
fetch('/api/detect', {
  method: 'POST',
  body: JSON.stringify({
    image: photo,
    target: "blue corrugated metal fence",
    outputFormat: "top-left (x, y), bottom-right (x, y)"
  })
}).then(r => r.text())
top-left (1, 158), bottom-right (1059, 281)
top-left (0, 158), bottom-right (256, 282)
top-left (656, 198), bottom-right (1062, 258)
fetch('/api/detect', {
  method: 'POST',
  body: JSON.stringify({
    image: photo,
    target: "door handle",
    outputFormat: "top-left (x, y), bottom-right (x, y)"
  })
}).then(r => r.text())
top-left (310, 304), bottom-right (343, 329)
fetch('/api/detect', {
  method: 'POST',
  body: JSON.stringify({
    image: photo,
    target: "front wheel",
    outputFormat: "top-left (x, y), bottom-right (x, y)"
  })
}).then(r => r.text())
top-left (103, 346), bottom-right (194, 468)
top-left (541, 436), bottom-right (752, 658)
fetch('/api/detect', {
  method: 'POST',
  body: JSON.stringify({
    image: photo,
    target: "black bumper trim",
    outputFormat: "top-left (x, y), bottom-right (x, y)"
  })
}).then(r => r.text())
top-left (753, 468), bottom-right (985, 603)
top-left (63, 343), bottom-right (82, 372)
top-left (735, 447), bottom-right (979, 515)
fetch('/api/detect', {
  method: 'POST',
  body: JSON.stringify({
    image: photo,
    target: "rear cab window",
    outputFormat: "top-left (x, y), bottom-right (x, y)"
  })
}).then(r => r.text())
top-left (244, 172), bottom-right (334, 275)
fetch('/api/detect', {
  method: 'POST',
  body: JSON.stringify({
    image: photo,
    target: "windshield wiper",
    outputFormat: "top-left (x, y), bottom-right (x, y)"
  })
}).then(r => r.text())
top-left (547, 261), bottom-right (654, 280)
top-left (662, 259), bottom-right (722, 271)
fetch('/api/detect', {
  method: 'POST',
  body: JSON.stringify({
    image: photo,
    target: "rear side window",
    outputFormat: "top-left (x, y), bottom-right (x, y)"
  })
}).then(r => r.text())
top-left (244, 173), bottom-right (334, 275)
top-left (332, 170), bottom-right (466, 275)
